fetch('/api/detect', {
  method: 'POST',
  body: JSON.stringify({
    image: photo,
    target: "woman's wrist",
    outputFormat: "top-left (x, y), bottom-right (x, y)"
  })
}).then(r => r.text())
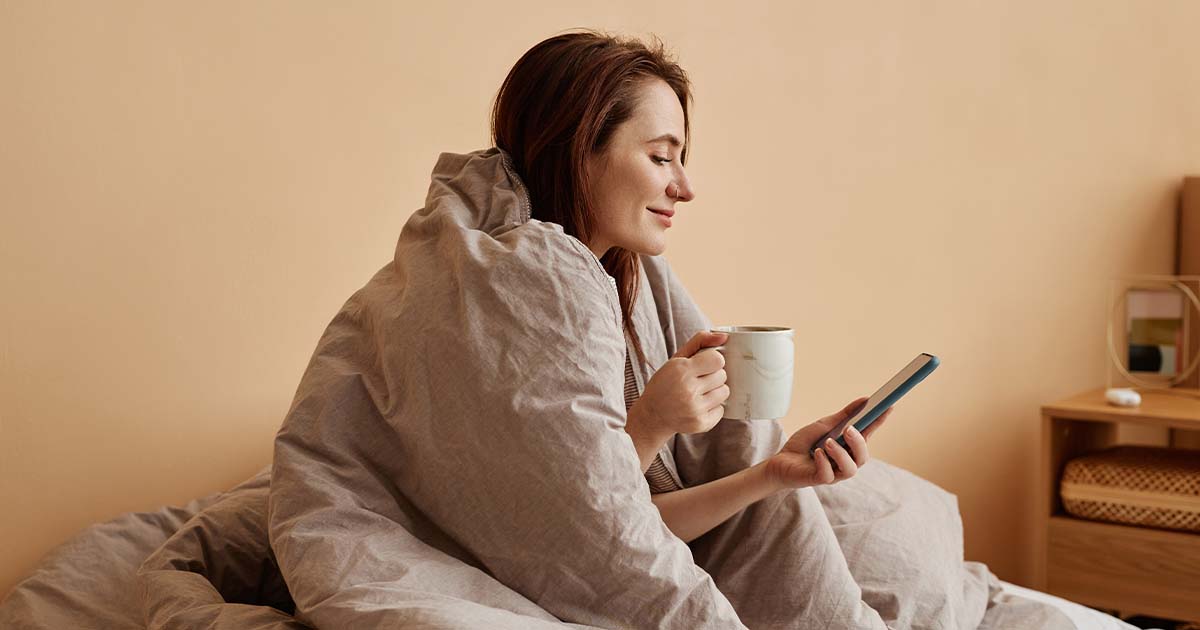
top-left (749, 458), bottom-right (789, 498)
top-left (758, 455), bottom-right (797, 494)
top-left (624, 403), bottom-right (673, 471)
top-left (650, 458), bottom-right (788, 543)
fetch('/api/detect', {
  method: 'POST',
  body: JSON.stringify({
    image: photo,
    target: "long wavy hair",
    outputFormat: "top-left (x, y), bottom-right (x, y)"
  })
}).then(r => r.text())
top-left (490, 29), bottom-right (693, 365)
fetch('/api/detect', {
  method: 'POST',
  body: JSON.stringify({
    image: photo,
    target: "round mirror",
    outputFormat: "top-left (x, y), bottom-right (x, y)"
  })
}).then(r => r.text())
top-left (1107, 276), bottom-right (1200, 389)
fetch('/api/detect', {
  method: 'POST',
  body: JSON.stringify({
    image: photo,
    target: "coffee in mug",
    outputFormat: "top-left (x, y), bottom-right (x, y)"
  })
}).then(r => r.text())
top-left (711, 325), bottom-right (794, 420)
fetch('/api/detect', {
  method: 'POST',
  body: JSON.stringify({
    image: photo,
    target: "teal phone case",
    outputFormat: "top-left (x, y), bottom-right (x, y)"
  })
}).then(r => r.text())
top-left (811, 354), bottom-right (940, 455)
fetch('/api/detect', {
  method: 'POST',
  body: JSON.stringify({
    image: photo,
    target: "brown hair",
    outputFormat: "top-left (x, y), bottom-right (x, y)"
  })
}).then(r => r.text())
top-left (490, 29), bottom-right (692, 365)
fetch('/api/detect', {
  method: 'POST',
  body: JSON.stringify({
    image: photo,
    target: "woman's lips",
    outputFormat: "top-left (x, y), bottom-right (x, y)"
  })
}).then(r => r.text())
top-left (648, 208), bottom-right (674, 227)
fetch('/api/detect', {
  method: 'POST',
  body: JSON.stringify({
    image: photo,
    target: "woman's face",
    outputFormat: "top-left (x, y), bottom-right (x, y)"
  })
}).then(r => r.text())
top-left (584, 79), bottom-right (695, 258)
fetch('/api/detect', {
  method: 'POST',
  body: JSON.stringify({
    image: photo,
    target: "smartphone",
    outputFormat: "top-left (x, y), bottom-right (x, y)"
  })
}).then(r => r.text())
top-left (810, 353), bottom-right (940, 455)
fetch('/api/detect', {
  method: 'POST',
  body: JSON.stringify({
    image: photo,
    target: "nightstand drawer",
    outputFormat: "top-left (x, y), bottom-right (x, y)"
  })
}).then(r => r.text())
top-left (1047, 516), bottom-right (1200, 620)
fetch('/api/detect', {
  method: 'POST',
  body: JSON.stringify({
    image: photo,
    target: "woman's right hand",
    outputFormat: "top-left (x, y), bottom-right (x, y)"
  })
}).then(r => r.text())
top-left (628, 331), bottom-right (729, 440)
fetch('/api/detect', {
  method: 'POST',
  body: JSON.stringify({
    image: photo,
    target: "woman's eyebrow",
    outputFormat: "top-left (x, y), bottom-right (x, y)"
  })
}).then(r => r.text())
top-left (645, 133), bottom-right (682, 147)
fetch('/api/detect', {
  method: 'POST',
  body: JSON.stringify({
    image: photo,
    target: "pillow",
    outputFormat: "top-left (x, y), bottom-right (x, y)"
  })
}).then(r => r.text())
top-left (812, 460), bottom-right (992, 630)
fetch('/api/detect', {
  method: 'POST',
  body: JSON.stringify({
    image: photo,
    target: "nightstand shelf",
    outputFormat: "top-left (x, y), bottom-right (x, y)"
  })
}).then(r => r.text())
top-left (1037, 388), bottom-right (1200, 622)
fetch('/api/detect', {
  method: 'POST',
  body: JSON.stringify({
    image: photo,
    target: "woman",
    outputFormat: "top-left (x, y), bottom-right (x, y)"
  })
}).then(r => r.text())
top-left (491, 30), bottom-right (891, 544)
top-left (269, 29), bottom-right (897, 629)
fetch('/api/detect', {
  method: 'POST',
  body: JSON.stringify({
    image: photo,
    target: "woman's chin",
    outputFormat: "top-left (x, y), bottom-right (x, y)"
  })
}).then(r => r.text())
top-left (611, 235), bottom-right (667, 257)
top-left (633, 240), bottom-right (667, 257)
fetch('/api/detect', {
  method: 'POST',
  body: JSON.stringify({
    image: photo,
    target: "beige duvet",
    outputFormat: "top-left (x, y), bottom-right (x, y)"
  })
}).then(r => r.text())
top-left (0, 148), bottom-right (1081, 629)
top-left (263, 148), bottom-right (1073, 629)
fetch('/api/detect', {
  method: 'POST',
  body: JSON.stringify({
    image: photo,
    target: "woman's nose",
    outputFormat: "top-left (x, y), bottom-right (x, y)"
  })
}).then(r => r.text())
top-left (670, 174), bottom-right (695, 202)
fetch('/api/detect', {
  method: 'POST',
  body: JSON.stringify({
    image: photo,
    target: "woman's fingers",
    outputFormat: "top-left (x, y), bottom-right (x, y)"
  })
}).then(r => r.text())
top-left (823, 437), bottom-right (858, 479)
top-left (696, 368), bottom-right (726, 393)
top-left (861, 408), bottom-right (893, 440)
top-left (675, 331), bottom-right (727, 360)
top-left (842, 425), bottom-right (870, 467)
top-left (808, 401), bottom-right (890, 484)
top-left (689, 347), bottom-right (725, 374)
top-left (700, 384), bottom-right (730, 408)
top-left (701, 405), bottom-right (723, 429)
top-left (837, 397), bottom-right (868, 419)
top-left (815, 396), bottom-right (868, 430)
top-left (812, 448), bottom-right (836, 484)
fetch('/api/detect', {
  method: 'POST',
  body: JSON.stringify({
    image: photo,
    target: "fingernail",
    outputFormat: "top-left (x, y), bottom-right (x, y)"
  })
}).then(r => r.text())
top-left (847, 426), bottom-right (859, 436)
top-left (826, 438), bottom-right (835, 447)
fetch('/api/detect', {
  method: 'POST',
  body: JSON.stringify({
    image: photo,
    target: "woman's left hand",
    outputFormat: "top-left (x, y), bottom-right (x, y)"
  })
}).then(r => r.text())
top-left (763, 397), bottom-right (892, 490)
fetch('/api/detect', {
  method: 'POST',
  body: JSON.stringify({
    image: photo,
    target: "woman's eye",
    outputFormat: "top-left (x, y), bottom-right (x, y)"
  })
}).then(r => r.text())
top-left (652, 155), bottom-right (673, 164)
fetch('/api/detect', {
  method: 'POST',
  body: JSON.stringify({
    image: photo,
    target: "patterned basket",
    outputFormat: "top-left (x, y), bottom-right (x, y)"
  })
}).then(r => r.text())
top-left (1060, 445), bottom-right (1200, 533)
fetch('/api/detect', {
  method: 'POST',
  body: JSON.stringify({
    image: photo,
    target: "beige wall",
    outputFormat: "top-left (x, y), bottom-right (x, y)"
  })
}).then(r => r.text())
top-left (3, 0), bottom-right (1199, 597)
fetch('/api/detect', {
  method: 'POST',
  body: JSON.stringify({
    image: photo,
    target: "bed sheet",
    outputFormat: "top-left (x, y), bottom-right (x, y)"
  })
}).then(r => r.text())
top-left (995, 581), bottom-right (1158, 630)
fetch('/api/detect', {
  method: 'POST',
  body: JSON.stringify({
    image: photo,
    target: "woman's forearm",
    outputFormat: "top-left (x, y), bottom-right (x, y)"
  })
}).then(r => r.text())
top-left (623, 404), bottom-right (671, 473)
top-left (650, 460), bottom-right (784, 543)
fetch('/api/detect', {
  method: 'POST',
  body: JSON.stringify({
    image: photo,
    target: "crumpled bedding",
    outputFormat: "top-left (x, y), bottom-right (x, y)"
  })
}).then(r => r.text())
top-left (137, 471), bottom-right (305, 629)
top-left (0, 147), bottom-right (1100, 629)
top-left (1, 466), bottom-right (1109, 630)
top-left (262, 146), bottom-right (1078, 629)
top-left (0, 487), bottom-right (224, 630)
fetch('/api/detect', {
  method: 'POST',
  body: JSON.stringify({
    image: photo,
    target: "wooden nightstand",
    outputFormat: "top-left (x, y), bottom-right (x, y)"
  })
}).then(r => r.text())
top-left (1037, 388), bottom-right (1200, 621)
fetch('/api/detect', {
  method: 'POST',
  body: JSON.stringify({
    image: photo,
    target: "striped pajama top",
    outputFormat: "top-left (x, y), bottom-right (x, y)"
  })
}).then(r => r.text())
top-left (625, 351), bottom-right (682, 494)
top-left (603, 269), bottom-right (680, 494)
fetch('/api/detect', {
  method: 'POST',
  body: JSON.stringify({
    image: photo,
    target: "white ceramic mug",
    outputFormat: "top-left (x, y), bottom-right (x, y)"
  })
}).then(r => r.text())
top-left (711, 325), bottom-right (794, 420)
